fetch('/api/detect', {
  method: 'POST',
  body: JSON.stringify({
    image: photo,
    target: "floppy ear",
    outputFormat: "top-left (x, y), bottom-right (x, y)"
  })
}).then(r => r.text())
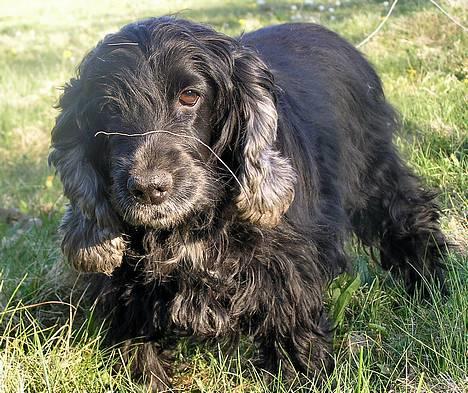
top-left (49, 79), bottom-right (126, 275)
top-left (228, 48), bottom-right (296, 228)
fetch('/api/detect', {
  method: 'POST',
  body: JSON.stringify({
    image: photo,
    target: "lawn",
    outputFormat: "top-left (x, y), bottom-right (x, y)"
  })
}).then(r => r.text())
top-left (0, 0), bottom-right (466, 392)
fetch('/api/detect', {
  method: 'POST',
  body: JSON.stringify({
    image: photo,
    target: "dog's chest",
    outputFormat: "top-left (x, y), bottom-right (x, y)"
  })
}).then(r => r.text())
top-left (169, 254), bottom-right (242, 336)
top-left (143, 232), bottom-right (262, 336)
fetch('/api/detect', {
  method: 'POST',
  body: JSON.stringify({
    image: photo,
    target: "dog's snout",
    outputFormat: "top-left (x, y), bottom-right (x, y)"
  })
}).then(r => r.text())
top-left (127, 172), bottom-right (173, 205)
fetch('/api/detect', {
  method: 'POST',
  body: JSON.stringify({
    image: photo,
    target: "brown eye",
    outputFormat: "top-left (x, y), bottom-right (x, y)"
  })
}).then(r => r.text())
top-left (179, 90), bottom-right (200, 107)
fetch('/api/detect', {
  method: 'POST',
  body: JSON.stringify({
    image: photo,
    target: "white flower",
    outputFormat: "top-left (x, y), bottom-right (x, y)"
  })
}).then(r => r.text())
top-left (383, 1), bottom-right (389, 6)
top-left (256, 0), bottom-right (266, 5)
top-left (318, 5), bottom-right (325, 11)
top-left (304, 0), bottom-right (314, 6)
top-left (335, 0), bottom-right (341, 6)
top-left (328, 7), bottom-right (335, 12)
top-left (290, 4), bottom-right (298, 11)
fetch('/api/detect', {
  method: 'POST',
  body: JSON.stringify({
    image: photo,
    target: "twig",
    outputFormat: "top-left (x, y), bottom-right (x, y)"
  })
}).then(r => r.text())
top-left (356, 0), bottom-right (399, 48)
top-left (94, 130), bottom-right (250, 200)
top-left (429, 0), bottom-right (467, 31)
top-left (356, 0), bottom-right (467, 48)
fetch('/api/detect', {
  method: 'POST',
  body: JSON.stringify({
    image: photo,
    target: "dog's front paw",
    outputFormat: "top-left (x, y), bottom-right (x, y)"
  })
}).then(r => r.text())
top-left (119, 340), bottom-right (174, 392)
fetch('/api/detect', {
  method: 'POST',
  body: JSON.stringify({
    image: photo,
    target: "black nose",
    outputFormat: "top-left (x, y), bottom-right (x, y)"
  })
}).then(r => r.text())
top-left (127, 172), bottom-right (173, 205)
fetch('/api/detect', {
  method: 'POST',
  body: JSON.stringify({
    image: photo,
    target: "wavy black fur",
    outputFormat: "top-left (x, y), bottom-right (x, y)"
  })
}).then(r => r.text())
top-left (50, 17), bottom-right (447, 390)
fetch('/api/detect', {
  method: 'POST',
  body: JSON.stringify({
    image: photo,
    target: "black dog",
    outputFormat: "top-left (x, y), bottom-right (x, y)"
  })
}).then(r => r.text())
top-left (49, 17), bottom-right (447, 390)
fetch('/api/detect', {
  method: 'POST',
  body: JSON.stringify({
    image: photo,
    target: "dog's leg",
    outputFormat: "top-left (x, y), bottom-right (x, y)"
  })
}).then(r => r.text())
top-left (256, 310), bottom-right (334, 386)
top-left (352, 154), bottom-right (448, 296)
top-left (379, 172), bottom-right (448, 296)
top-left (249, 254), bottom-right (333, 384)
top-left (89, 267), bottom-right (177, 391)
top-left (107, 314), bottom-right (176, 392)
top-left (245, 227), bottom-right (346, 385)
top-left (117, 339), bottom-right (175, 392)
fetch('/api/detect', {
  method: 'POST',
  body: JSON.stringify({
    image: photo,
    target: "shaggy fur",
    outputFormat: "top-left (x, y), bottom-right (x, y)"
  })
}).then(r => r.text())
top-left (49, 17), bottom-right (447, 390)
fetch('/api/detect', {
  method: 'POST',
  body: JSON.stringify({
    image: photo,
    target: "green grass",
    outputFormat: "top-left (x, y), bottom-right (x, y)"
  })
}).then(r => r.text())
top-left (0, 0), bottom-right (466, 392)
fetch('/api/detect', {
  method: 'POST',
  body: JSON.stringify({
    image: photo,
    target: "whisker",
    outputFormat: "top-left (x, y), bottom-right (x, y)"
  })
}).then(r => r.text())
top-left (95, 130), bottom-right (249, 203)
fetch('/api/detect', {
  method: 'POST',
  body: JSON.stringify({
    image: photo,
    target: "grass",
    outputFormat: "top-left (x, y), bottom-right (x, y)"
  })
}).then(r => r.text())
top-left (0, 0), bottom-right (466, 391)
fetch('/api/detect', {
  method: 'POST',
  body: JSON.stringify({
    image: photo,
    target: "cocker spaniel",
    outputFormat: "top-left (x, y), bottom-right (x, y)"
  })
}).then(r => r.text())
top-left (49, 17), bottom-right (447, 390)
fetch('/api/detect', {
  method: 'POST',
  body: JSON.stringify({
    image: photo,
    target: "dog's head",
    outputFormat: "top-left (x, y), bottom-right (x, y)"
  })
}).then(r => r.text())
top-left (49, 17), bottom-right (296, 273)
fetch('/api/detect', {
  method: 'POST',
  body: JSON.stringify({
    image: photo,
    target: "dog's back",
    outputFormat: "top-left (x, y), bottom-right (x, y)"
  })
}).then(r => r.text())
top-left (243, 24), bottom-right (391, 215)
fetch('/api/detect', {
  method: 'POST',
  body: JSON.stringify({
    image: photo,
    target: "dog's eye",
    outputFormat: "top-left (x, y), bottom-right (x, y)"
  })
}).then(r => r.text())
top-left (179, 90), bottom-right (200, 107)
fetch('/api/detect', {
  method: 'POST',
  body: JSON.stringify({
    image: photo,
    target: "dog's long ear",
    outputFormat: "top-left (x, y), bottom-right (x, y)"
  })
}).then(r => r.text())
top-left (49, 78), bottom-right (125, 274)
top-left (226, 47), bottom-right (296, 228)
